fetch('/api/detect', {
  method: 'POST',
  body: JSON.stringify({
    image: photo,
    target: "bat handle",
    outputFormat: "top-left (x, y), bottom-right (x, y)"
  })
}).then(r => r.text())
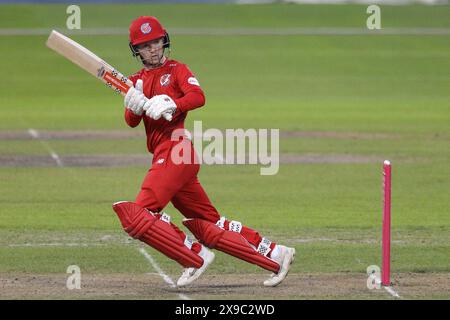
top-left (163, 112), bottom-right (173, 121)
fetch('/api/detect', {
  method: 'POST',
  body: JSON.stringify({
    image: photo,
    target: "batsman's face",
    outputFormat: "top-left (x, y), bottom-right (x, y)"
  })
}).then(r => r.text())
top-left (137, 38), bottom-right (165, 67)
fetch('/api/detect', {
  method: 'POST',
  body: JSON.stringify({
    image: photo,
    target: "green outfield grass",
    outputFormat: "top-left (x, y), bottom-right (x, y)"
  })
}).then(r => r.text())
top-left (0, 3), bottom-right (449, 299)
top-left (1, 4), bottom-right (450, 28)
top-left (1, 33), bottom-right (450, 133)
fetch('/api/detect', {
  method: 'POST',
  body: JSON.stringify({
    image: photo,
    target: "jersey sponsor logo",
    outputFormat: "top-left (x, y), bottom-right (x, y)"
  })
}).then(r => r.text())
top-left (160, 74), bottom-right (171, 86)
top-left (140, 23), bottom-right (152, 34)
top-left (188, 77), bottom-right (200, 86)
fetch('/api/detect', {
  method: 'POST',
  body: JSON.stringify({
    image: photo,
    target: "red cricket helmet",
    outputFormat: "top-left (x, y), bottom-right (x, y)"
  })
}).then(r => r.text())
top-left (128, 16), bottom-right (170, 57)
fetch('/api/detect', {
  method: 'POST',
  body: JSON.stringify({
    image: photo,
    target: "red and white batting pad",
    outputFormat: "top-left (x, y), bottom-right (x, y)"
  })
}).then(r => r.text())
top-left (112, 201), bottom-right (203, 268)
top-left (183, 218), bottom-right (280, 273)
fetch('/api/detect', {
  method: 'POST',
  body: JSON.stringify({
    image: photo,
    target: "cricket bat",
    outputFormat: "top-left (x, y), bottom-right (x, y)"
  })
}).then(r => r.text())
top-left (46, 30), bottom-right (133, 96)
top-left (46, 30), bottom-right (174, 121)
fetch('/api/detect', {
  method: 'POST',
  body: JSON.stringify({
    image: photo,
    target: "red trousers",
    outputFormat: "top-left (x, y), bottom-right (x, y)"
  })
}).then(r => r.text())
top-left (135, 139), bottom-right (265, 249)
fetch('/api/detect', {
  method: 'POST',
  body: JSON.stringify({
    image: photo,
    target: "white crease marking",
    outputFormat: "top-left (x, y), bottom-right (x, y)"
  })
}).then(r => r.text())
top-left (28, 128), bottom-right (64, 167)
top-left (138, 248), bottom-right (191, 300)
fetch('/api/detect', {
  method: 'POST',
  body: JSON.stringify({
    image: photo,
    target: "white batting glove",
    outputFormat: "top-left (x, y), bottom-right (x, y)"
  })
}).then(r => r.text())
top-left (124, 79), bottom-right (147, 116)
top-left (143, 94), bottom-right (177, 121)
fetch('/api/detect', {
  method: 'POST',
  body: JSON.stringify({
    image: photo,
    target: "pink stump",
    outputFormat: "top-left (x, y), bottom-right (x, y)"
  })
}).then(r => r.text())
top-left (382, 160), bottom-right (392, 286)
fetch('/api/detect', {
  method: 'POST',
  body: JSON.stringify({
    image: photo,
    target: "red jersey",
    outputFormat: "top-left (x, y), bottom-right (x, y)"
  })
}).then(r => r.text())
top-left (125, 59), bottom-right (205, 153)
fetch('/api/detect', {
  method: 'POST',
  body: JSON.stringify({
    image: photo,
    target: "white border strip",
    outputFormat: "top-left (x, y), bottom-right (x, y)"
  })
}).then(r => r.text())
top-left (28, 128), bottom-right (64, 167)
top-left (138, 248), bottom-right (191, 300)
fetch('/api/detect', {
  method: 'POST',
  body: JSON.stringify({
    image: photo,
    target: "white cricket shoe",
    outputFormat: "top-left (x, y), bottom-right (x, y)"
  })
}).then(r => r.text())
top-left (177, 246), bottom-right (215, 287)
top-left (263, 245), bottom-right (296, 287)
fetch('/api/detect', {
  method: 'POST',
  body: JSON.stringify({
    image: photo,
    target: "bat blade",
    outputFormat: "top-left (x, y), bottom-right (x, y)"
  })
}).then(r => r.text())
top-left (46, 30), bottom-right (133, 95)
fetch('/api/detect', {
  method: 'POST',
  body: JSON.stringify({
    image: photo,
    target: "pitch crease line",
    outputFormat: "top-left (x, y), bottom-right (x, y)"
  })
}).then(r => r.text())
top-left (138, 248), bottom-right (191, 300)
top-left (384, 286), bottom-right (401, 298)
top-left (28, 128), bottom-right (64, 167)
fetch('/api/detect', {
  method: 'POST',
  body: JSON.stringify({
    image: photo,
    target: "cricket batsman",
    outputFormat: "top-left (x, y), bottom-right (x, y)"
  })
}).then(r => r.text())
top-left (113, 16), bottom-right (295, 287)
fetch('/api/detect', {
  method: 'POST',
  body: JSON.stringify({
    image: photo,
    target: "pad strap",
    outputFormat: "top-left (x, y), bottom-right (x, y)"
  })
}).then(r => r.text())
top-left (216, 216), bottom-right (243, 233)
top-left (257, 237), bottom-right (272, 257)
